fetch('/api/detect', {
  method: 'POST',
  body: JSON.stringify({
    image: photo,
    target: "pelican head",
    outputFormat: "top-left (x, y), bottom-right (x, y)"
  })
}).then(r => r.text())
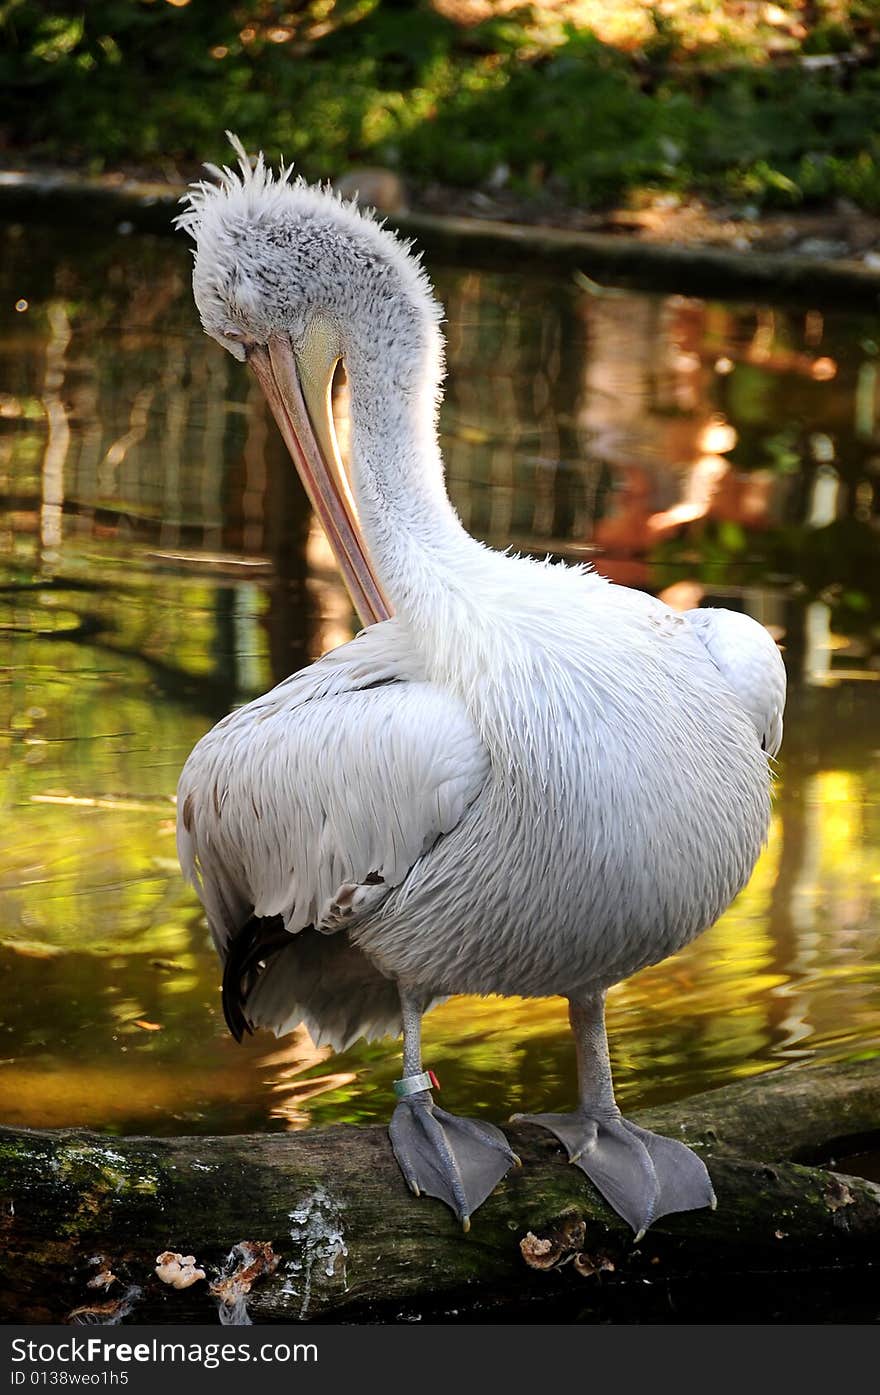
top-left (177, 136), bottom-right (445, 625)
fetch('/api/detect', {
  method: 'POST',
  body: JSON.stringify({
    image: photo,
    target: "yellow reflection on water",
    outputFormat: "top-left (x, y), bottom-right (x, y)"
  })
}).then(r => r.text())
top-left (1, 224), bottom-right (878, 1135)
top-left (1, 735), bottom-right (876, 1133)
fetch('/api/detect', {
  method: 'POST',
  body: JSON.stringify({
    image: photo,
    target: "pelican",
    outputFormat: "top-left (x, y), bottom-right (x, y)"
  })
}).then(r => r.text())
top-left (175, 139), bottom-right (786, 1237)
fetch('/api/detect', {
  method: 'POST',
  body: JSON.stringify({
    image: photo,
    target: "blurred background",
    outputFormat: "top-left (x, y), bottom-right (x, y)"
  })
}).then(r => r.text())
top-left (4, 0), bottom-right (880, 228)
top-left (0, 3), bottom-right (878, 1140)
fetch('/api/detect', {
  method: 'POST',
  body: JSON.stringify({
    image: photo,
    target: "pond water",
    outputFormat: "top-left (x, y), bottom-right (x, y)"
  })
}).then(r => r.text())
top-left (1, 220), bottom-right (878, 1139)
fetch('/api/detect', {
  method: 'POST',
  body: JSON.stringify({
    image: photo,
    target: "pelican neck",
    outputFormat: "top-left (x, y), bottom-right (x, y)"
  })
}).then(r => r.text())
top-left (344, 353), bottom-right (489, 627)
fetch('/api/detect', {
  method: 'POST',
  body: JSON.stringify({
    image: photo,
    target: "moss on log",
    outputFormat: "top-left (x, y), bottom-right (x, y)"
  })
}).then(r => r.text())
top-left (1, 1059), bottom-right (878, 1324)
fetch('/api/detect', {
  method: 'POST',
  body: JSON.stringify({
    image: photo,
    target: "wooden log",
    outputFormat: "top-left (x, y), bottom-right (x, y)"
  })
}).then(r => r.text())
top-left (1, 1060), bottom-right (878, 1324)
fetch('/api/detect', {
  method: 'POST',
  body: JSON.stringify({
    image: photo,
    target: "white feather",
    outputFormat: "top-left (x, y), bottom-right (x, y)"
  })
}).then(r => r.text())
top-left (684, 608), bottom-right (786, 757)
top-left (178, 621), bottom-right (487, 948)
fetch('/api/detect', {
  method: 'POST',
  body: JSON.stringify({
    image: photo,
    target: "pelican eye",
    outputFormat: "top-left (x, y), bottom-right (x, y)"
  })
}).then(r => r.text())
top-left (220, 326), bottom-right (255, 361)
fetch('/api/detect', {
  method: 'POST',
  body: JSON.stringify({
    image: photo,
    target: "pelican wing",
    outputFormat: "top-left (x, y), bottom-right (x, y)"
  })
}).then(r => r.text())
top-left (684, 607), bottom-right (786, 756)
top-left (177, 617), bottom-right (489, 953)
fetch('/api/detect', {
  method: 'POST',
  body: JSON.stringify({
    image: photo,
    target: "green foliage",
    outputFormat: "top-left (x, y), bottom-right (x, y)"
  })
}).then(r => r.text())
top-left (3, 1), bottom-right (880, 209)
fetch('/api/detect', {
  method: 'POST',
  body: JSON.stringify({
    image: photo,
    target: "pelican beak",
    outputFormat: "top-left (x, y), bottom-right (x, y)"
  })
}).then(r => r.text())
top-left (247, 327), bottom-right (391, 627)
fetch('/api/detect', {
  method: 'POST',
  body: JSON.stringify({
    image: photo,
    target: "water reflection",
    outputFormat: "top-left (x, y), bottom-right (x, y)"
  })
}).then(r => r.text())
top-left (0, 221), bottom-right (877, 1135)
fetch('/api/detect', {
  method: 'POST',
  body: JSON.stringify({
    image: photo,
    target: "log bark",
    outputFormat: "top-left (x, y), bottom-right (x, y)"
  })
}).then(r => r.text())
top-left (1, 1060), bottom-right (878, 1325)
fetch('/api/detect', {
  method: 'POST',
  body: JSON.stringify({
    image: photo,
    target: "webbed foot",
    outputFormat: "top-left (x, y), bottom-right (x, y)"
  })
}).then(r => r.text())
top-left (511, 1109), bottom-right (715, 1239)
top-left (390, 1093), bottom-right (520, 1230)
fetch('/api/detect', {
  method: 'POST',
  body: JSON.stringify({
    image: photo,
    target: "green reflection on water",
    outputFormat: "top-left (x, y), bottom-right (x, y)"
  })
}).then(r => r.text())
top-left (0, 222), bottom-right (878, 1135)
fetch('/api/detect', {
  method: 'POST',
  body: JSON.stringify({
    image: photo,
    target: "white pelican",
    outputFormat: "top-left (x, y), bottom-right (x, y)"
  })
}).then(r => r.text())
top-left (175, 139), bottom-right (786, 1237)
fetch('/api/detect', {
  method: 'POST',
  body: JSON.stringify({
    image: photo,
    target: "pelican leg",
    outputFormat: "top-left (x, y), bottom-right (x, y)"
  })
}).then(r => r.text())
top-left (512, 993), bottom-right (715, 1239)
top-left (388, 988), bottom-right (520, 1231)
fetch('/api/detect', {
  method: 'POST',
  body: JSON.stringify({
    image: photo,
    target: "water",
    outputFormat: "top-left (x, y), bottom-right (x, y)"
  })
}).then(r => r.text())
top-left (1, 220), bottom-right (878, 1139)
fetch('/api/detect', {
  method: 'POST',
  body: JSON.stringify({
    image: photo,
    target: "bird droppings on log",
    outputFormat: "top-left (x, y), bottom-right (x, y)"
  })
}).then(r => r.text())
top-left (283, 1187), bottom-right (349, 1321)
top-left (210, 1242), bottom-right (279, 1327)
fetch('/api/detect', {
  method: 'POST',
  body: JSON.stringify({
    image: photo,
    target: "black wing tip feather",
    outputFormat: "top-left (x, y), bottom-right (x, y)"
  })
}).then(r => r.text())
top-left (221, 913), bottom-right (289, 1044)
